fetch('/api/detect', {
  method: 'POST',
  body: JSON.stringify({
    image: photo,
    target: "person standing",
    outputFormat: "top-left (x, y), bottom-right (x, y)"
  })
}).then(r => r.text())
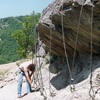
top-left (16, 61), bottom-right (35, 98)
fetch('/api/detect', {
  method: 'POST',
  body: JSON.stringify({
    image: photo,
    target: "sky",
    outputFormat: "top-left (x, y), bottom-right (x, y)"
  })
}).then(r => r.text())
top-left (0, 0), bottom-right (54, 18)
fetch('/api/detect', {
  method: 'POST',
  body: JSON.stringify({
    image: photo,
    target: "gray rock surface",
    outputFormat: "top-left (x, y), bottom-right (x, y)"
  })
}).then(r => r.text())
top-left (37, 0), bottom-right (100, 56)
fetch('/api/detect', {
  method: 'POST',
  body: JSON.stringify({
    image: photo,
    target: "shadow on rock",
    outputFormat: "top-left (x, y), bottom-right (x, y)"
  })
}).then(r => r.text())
top-left (50, 54), bottom-right (100, 90)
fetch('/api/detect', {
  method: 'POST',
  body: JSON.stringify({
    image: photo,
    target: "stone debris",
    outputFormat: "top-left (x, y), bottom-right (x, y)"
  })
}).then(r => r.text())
top-left (0, 54), bottom-right (100, 100)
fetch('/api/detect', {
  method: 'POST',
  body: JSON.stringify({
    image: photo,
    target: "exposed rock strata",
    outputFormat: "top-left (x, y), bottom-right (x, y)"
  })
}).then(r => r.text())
top-left (37, 0), bottom-right (100, 56)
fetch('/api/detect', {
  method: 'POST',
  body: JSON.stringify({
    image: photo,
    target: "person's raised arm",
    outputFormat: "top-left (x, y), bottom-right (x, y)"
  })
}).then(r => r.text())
top-left (24, 69), bottom-right (34, 88)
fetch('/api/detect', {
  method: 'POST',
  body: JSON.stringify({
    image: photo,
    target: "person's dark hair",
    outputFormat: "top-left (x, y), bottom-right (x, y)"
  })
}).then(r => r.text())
top-left (28, 64), bottom-right (35, 71)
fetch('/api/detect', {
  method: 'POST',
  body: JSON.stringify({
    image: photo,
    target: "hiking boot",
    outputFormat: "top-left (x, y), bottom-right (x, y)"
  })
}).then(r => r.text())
top-left (17, 94), bottom-right (22, 98)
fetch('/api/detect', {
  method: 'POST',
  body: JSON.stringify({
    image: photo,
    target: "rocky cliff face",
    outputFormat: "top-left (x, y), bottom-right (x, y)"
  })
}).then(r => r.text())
top-left (37, 0), bottom-right (100, 56)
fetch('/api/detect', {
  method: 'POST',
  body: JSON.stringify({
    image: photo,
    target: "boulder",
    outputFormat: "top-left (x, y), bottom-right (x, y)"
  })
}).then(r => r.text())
top-left (36, 0), bottom-right (100, 56)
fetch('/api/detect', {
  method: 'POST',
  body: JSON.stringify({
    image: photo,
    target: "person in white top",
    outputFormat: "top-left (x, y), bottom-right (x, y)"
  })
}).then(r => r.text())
top-left (17, 61), bottom-right (35, 98)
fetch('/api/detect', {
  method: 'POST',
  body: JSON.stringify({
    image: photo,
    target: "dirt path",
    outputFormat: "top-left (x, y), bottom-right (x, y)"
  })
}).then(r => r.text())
top-left (0, 62), bottom-right (17, 73)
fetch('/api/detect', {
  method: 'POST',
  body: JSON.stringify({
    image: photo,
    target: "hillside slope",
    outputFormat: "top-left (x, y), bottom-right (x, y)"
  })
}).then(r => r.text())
top-left (0, 16), bottom-right (23, 64)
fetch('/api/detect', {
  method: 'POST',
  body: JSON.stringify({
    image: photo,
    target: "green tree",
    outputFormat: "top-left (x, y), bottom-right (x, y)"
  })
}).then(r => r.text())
top-left (12, 11), bottom-right (40, 58)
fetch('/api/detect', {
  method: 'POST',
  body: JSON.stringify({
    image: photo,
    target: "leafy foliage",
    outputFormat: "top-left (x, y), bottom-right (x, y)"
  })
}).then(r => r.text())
top-left (0, 16), bottom-right (23, 64)
top-left (0, 11), bottom-right (40, 64)
top-left (12, 11), bottom-right (40, 58)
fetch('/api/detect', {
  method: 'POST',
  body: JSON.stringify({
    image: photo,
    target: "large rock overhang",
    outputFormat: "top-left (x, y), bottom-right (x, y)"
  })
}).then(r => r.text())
top-left (36, 0), bottom-right (100, 56)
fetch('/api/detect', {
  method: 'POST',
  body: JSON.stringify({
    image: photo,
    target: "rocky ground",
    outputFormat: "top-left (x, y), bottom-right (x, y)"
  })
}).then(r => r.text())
top-left (0, 58), bottom-right (100, 100)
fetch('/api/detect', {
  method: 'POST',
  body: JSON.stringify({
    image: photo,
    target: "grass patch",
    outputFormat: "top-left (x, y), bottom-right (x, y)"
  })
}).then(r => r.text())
top-left (0, 69), bottom-right (9, 81)
top-left (0, 72), bottom-right (5, 76)
top-left (0, 72), bottom-right (4, 81)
